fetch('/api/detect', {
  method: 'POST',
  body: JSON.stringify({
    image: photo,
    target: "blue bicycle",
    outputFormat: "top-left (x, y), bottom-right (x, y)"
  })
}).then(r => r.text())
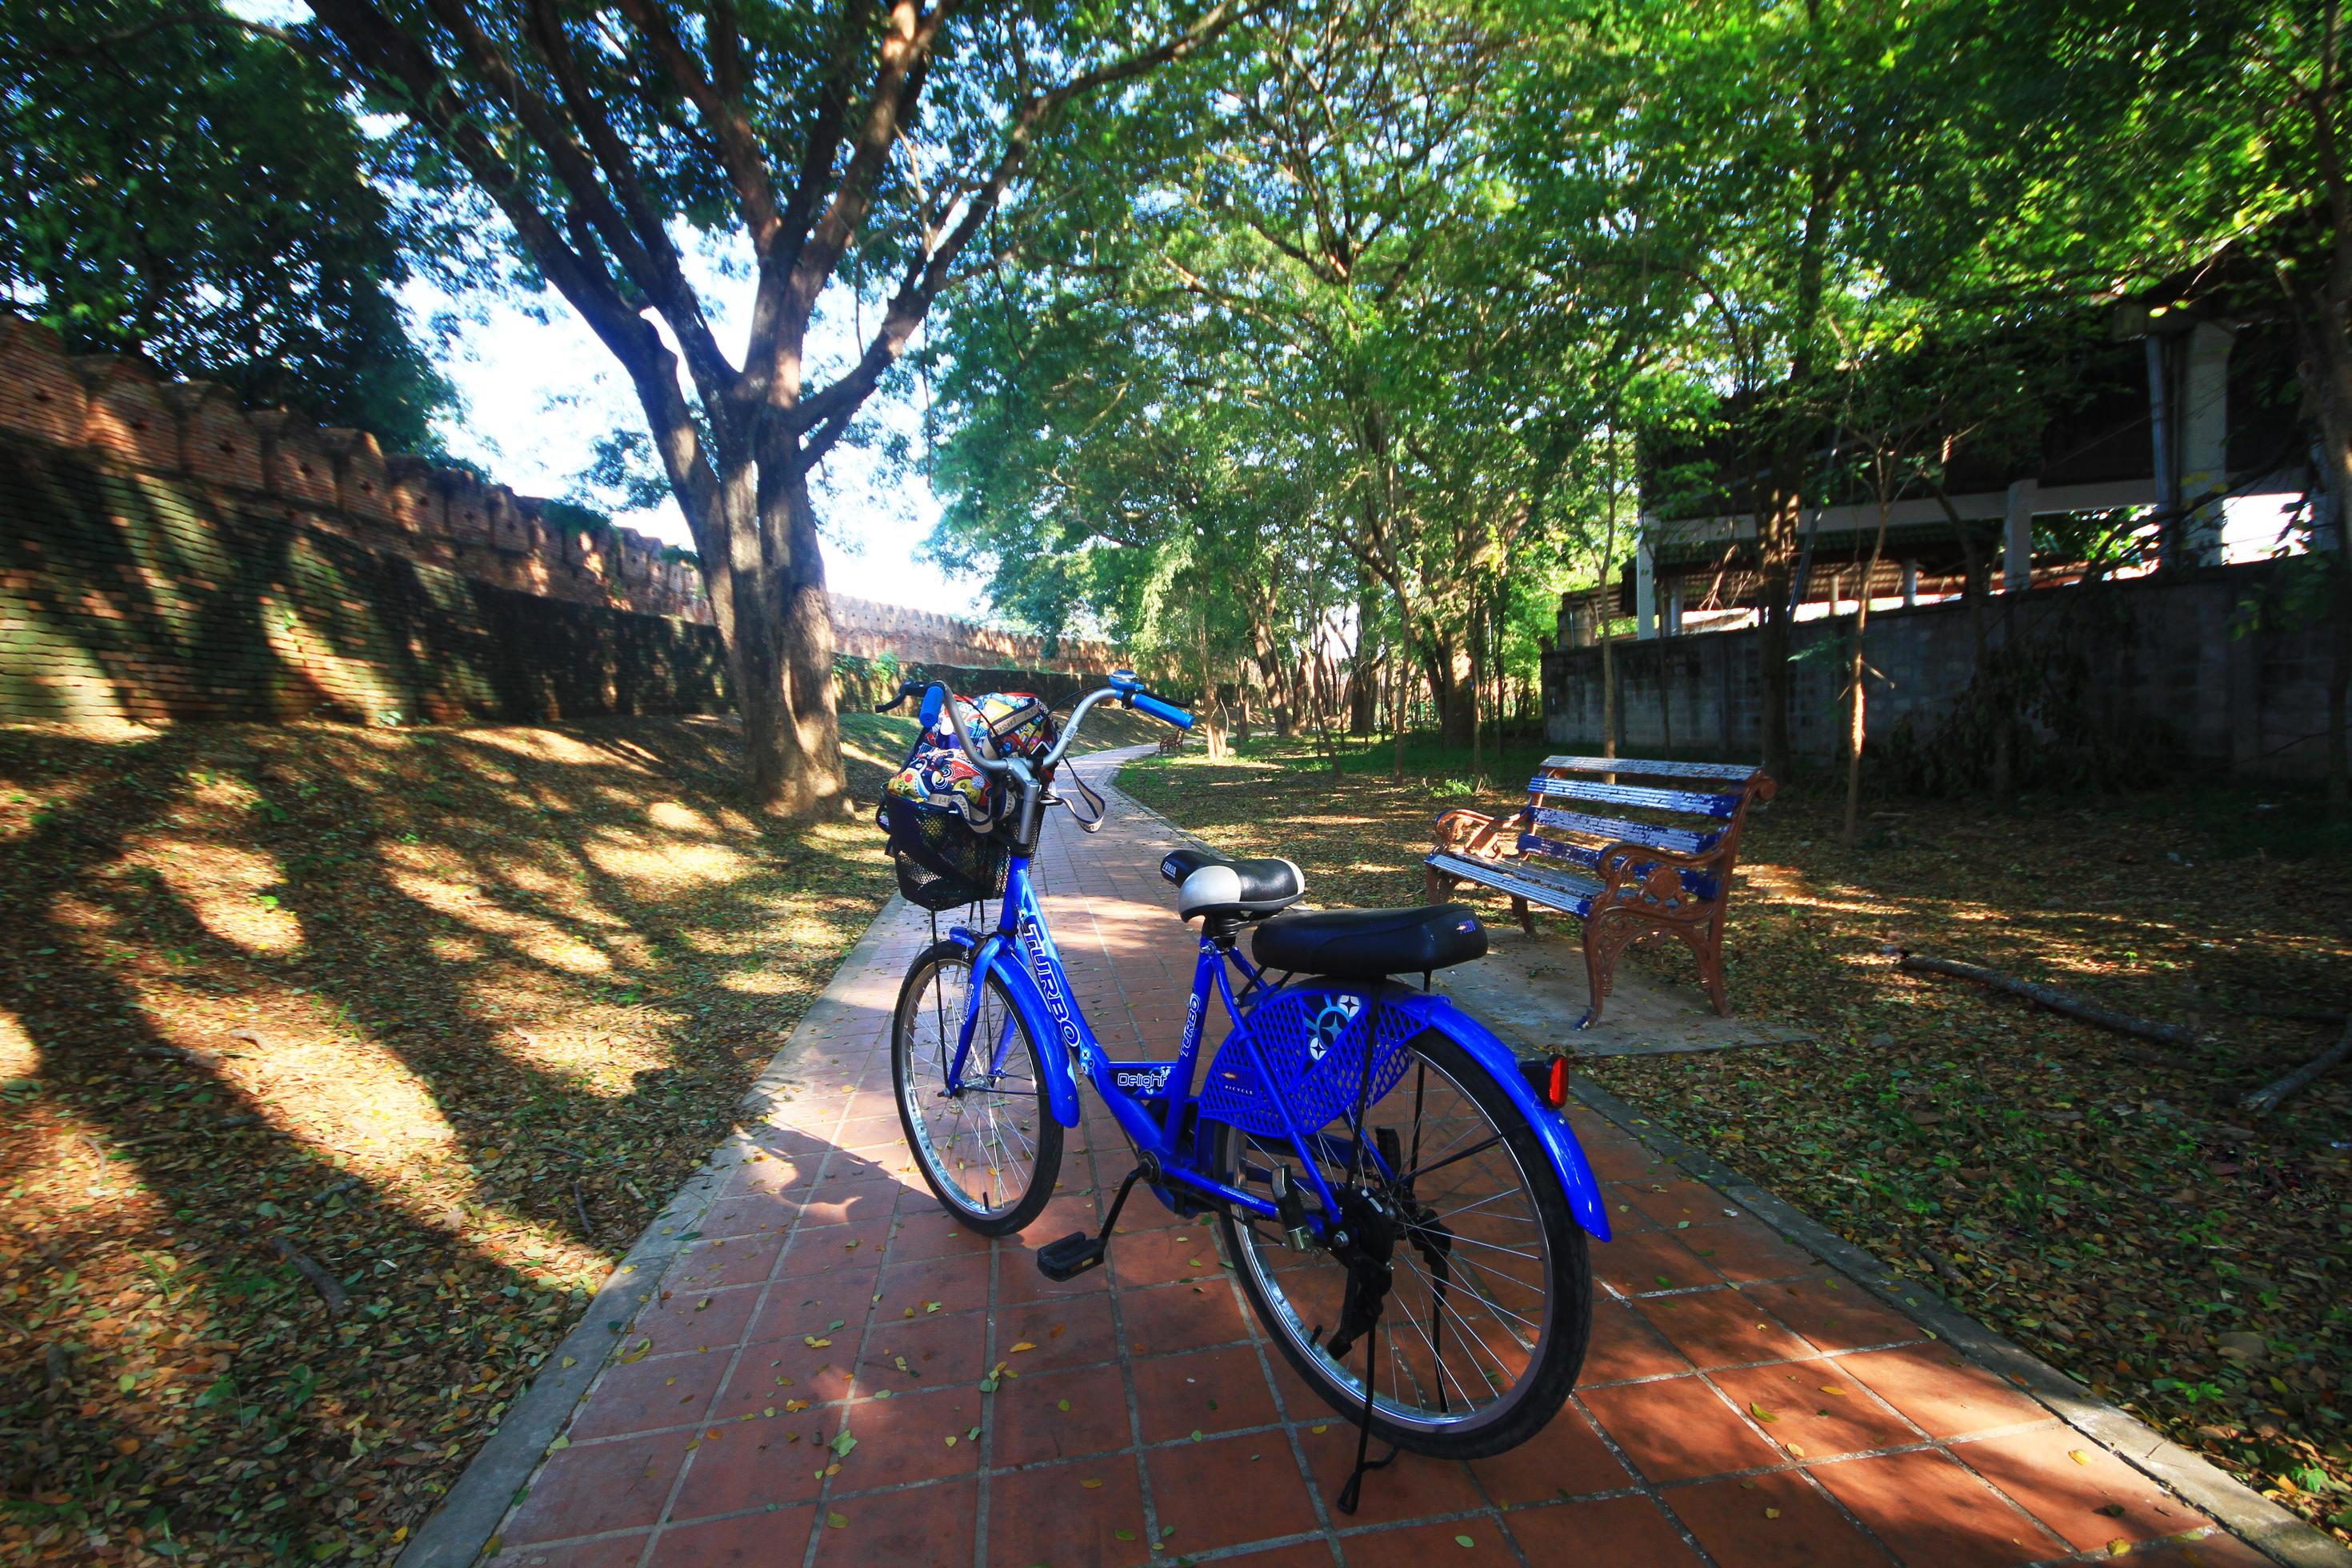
top-left (878, 674), bottom-right (1610, 1482)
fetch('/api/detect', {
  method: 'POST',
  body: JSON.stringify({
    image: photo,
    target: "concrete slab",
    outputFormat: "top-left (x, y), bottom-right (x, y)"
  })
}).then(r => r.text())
top-left (1435, 925), bottom-right (1812, 1058)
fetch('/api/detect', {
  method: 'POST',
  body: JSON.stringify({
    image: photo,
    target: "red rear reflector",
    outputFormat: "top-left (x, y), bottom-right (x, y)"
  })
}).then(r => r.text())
top-left (1520, 1054), bottom-right (1571, 1109)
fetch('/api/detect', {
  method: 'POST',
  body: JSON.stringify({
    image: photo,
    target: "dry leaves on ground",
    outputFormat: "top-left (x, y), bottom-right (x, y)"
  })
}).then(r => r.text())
top-left (0, 714), bottom-right (931, 1565)
top-left (1124, 734), bottom-right (2352, 1543)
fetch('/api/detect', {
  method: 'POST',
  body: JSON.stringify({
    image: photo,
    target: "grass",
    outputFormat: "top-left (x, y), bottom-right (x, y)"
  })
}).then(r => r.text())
top-left (0, 695), bottom-right (1152, 1566)
top-left (1122, 730), bottom-right (2352, 1544)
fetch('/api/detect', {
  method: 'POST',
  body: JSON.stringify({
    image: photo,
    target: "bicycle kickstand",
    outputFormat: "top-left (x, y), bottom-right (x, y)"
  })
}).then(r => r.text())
top-left (1036, 1164), bottom-right (1146, 1282)
top-left (1334, 1310), bottom-right (1398, 1514)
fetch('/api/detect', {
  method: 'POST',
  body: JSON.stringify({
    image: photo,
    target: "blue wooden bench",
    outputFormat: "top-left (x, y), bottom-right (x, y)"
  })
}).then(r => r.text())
top-left (1423, 756), bottom-right (1776, 1026)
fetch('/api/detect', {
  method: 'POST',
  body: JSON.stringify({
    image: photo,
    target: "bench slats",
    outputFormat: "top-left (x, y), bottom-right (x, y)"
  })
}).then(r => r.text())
top-left (1529, 774), bottom-right (1742, 819)
top-left (1426, 851), bottom-right (1598, 918)
top-left (1527, 806), bottom-right (1718, 858)
top-left (1538, 755), bottom-right (1759, 782)
top-left (1428, 752), bottom-right (1770, 1026)
top-left (1517, 834), bottom-right (1719, 904)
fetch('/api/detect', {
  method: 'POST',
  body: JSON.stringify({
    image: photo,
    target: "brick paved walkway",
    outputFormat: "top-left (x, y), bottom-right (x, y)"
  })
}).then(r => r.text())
top-left (483, 754), bottom-right (2274, 1568)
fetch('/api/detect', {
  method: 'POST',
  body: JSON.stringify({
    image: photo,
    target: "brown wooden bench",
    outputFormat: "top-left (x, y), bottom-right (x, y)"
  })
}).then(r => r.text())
top-left (1157, 732), bottom-right (1189, 757)
top-left (1424, 755), bottom-right (1774, 1026)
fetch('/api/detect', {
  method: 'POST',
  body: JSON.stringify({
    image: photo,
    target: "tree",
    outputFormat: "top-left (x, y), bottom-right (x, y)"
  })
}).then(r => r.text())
top-left (0, 0), bottom-right (450, 446)
top-left (1897, 0), bottom-right (2347, 799)
top-left (285, 0), bottom-right (1239, 813)
top-left (928, 249), bottom-right (1354, 749)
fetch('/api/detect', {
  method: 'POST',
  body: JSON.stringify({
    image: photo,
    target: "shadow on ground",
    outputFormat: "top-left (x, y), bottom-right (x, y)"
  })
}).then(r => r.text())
top-left (0, 714), bottom-right (906, 1562)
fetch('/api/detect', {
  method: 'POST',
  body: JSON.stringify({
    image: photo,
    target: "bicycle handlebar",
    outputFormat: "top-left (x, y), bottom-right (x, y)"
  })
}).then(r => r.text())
top-left (876, 670), bottom-right (1192, 778)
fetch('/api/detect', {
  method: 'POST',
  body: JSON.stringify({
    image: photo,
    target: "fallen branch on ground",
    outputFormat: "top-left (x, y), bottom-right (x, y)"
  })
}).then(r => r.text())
top-left (1897, 953), bottom-right (2207, 1050)
top-left (2240, 1016), bottom-right (2352, 1117)
top-left (266, 1237), bottom-right (350, 1318)
top-left (2240, 1002), bottom-right (2350, 1025)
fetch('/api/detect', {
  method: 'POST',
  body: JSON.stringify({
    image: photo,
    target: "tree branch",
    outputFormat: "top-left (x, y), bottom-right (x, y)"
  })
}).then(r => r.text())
top-left (786, 0), bottom-right (1250, 440)
top-left (612, 0), bottom-right (782, 249)
top-left (514, 0), bottom-right (742, 425)
top-left (307, 0), bottom-right (650, 370)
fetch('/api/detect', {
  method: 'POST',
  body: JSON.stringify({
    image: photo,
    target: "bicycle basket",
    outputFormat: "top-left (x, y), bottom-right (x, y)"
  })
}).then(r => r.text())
top-left (879, 794), bottom-right (1009, 911)
top-left (1198, 986), bottom-right (1420, 1138)
top-left (876, 693), bottom-right (1046, 911)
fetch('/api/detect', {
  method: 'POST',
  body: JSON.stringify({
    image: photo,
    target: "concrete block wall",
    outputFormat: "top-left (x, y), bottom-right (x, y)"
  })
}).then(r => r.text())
top-left (1539, 565), bottom-right (2338, 781)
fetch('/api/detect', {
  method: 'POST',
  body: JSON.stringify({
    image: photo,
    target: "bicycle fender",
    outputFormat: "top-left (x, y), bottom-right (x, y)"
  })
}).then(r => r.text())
top-left (1405, 994), bottom-right (1612, 1242)
top-left (946, 930), bottom-right (1082, 1129)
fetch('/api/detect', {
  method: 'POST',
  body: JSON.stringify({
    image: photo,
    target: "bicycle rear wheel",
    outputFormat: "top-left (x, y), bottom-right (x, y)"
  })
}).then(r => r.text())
top-left (1212, 1027), bottom-right (1589, 1459)
top-left (893, 940), bottom-right (1062, 1234)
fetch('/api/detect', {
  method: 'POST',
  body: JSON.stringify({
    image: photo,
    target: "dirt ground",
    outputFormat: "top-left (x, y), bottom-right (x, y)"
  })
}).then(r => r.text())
top-left (1122, 732), bottom-right (2352, 1545)
top-left (0, 700), bottom-right (1154, 1566)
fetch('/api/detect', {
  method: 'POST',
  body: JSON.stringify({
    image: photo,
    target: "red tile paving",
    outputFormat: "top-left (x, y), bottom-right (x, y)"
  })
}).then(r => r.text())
top-left (1664, 1468), bottom-right (1895, 1567)
top-left (479, 754), bottom-right (2265, 1566)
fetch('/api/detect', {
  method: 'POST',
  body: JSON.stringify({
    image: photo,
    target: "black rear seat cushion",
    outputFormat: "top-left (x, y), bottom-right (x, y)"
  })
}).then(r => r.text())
top-left (1252, 904), bottom-right (1487, 980)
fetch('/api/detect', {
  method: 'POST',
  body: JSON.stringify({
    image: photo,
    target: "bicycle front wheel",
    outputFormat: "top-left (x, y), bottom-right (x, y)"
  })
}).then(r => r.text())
top-left (892, 940), bottom-right (1062, 1234)
top-left (1212, 1027), bottom-right (1590, 1459)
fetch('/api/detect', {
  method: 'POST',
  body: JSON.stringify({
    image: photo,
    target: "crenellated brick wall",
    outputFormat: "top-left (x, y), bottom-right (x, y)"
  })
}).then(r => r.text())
top-left (829, 595), bottom-right (1115, 676)
top-left (2, 318), bottom-right (710, 625)
top-left (0, 434), bottom-right (733, 726)
top-left (0, 313), bottom-right (1132, 727)
top-left (0, 314), bottom-right (1116, 674)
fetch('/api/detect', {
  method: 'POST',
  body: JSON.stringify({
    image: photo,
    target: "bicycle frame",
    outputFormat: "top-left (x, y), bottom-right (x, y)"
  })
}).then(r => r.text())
top-left (938, 850), bottom-right (1613, 1242)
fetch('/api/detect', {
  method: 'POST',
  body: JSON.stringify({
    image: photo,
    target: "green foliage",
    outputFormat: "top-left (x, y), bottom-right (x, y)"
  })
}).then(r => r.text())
top-left (930, 0), bottom-right (1670, 731)
top-left (0, 0), bottom-right (452, 447)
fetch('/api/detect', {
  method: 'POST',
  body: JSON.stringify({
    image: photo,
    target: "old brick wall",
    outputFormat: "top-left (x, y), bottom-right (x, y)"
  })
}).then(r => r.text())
top-left (0, 438), bottom-right (730, 725)
top-left (1540, 563), bottom-right (2338, 782)
top-left (0, 313), bottom-right (1122, 727)
top-left (827, 594), bottom-right (1117, 675)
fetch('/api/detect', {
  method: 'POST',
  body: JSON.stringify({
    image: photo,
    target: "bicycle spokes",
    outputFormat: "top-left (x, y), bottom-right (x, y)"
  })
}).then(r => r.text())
top-left (1227, 1048), bottom-right (1554, 1434)
top-left (900, 956), bottom-right (1042, 1219)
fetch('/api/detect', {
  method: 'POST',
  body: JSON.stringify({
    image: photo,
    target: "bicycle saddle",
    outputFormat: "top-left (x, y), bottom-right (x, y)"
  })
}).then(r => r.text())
top-left (1160, 847), bottom-right (1305, 920)
top-left (1252, 903), bottom-right (1488, 981)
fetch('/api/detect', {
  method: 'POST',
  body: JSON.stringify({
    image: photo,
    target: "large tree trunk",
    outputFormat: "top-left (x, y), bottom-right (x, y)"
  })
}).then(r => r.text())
top-left (721, 542), bottom-right (792, 809)
top-left (1194, 611), bottom-right (1229, 761)
top-left (1756, 454), bottom-right (1802, 782)
top-left (769, 465), bottom-right (848, 816)
top-left (1423, 636), bottom-right (1474, 748)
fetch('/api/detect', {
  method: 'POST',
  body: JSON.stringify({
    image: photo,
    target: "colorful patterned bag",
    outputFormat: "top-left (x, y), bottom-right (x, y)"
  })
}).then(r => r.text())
top-left (878, 692), bottom-right (1056, 910)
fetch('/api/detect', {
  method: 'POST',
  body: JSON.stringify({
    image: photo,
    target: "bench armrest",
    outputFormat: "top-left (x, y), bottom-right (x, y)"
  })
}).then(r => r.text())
top-left (1594, 840), bottom-right (1728, 910)
top-left (1433, 807), bottom-right (1518, 858)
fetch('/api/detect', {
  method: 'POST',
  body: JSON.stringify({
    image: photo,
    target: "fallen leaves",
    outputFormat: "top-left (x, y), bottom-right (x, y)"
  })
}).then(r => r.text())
top-left (1130, 739), bottom-right (2352, 1546)
top-left (0, 714), bottom-right (905, 1561)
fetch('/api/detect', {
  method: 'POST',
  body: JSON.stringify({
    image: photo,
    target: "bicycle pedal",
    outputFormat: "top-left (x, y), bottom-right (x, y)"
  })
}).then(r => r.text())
top-left (1036, 1231), bottom-right (1107, 1282)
